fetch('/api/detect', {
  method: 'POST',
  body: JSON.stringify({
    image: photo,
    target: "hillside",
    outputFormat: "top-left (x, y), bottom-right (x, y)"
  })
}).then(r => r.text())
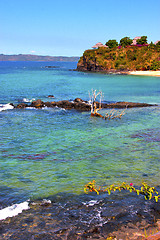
top-left (0, 54), bottom-right (79, 62)
top-left (77, 45), bottom-right (160, 72)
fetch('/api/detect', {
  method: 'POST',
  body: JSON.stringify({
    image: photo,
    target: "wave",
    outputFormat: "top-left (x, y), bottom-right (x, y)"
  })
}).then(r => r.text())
top-left (22, 98), bottom-right (35, 103)
top-left (0, 103), bottom-right (14, 112)
top-left (0, 201), bottom-right (30, 221)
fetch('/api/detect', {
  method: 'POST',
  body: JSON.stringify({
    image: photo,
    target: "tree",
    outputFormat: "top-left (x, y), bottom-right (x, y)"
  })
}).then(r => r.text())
top-left (89, 89), bottom-right (103, 116)
top-left (136, 36), bottom-right (148, 45)
top-left (119, 37), bottom-right (133, 47)
top-left (89, 89), bottom-right (127, 119)
top-left (156, 41), bottom-right (160, 46)
top-left (105, 39), bottom-right (118, 48)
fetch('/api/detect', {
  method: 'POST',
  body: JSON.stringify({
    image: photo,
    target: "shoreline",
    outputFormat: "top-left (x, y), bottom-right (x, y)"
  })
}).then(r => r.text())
top-left (128, 71), bottom-right (160, 77)
top-left (77, 68), bottom-right (160, 77)
top-left (0, 196), bottom-right (160, 240)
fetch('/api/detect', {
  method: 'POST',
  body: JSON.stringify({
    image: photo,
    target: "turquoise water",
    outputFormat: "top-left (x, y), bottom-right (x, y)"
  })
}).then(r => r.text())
top-left (0, 61), bottom-right (160, 206)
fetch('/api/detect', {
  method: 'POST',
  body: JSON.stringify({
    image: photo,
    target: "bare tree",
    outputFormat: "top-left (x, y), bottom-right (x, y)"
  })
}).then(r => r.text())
top-left (89, 89), bottom-right (127, 119)
top-left (89, 89), bottom-right (103, 116)
top-left (105, 108), bottom-right (127, 120)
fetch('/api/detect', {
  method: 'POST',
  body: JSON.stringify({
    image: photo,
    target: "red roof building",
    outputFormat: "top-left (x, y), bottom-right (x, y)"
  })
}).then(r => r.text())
top-left (92, 42), bottom-right (108, 49)
top-left (154, 40), bottom-right (160, 45)
top-left (131, 36), bottom-right (142, 45)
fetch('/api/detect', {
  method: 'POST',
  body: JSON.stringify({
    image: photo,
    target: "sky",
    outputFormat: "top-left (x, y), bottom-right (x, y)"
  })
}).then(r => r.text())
top-left (0, 0), bottom-right (160, 57)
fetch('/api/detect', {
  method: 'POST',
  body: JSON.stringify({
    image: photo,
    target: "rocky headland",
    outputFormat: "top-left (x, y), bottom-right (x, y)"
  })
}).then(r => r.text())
top-left (77, 45), bottom-right (160, 73)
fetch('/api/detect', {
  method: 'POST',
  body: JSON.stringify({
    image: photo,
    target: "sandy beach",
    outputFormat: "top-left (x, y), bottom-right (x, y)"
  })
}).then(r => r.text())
top-left (129, 71), bottom-right (160, 77)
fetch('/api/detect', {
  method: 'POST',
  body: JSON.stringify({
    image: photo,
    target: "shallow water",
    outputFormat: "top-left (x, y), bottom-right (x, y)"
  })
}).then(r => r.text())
top-left (0, 61), bottom-right (160, 238)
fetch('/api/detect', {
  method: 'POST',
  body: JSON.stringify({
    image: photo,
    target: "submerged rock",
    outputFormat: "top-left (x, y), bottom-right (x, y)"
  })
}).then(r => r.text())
top-left (48, 95), bottom-right (55, 98)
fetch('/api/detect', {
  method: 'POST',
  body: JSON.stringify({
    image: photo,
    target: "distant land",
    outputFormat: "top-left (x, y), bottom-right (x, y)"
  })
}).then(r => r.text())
top-left (0, 54), bottom-right (79, 62)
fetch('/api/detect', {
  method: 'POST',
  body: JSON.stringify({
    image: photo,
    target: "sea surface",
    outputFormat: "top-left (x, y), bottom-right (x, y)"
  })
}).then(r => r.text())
top-left (0, 61), bottom-right (160, 238)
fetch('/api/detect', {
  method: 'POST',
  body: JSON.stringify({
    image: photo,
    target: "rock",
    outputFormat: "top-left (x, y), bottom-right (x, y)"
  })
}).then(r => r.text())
top-left (74, 98), bottom-right (83, 102)
top-left (102, 101), bottom-right (157, 109)
top-left (56, 100), bottom-right (74, 109)
top-left (14, 98), bottom-right (157, 111)
top-left (48, 95), bottom-right (54, 98)
top-left (9, 103), bottom-right (15, 107)
top-left (45, 66), bottom-right (58, 69)
top-left (16, 103), bottom-right (28, 108)
top-left (44, 102), bottom-right (55, 108)
top-left (30, 99), bottom-right (45, 108)
top-left (50, 102), bottom-right (57, 107)
top-left (73, 102), bottom-right (91, 111)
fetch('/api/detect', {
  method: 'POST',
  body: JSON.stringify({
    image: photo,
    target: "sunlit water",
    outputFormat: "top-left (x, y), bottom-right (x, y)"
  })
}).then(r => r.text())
top-left (0, 62), bottom-right (160, 231)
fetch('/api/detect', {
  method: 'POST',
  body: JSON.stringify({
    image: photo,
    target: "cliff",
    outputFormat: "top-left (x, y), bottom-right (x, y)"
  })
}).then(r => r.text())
top-left (77, 45), bottom-right (160, 72)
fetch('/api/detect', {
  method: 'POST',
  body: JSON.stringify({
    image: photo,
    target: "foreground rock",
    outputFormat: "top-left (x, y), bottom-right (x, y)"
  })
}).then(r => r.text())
top-left (0, 192), bottom-right (160, 240)
top-left (15, 98), bottom-right (157, 111)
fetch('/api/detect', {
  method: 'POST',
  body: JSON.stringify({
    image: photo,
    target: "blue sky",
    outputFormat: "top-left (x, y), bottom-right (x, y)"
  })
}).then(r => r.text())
top-left (0, 0), bottom-right (160, 56)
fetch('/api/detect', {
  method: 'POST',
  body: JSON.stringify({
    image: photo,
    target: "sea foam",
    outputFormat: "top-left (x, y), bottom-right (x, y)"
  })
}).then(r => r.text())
top-left (0, 103), bottom-right (14, 112)
top-left (0, 201), bottom-right (30, 221)
top-left (22, 98), bottom-right (35, 103)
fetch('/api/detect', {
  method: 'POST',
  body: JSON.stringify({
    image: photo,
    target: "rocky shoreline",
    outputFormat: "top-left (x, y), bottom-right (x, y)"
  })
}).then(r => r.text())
top-left (0, 193), bottom-right (160, 240)
top-left (11, 98), bottom-right (157, 111)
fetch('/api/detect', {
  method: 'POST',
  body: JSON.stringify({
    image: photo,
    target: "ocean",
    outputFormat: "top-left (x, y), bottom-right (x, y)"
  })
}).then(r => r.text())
top-left (0, 61), bottom-right (160, 239)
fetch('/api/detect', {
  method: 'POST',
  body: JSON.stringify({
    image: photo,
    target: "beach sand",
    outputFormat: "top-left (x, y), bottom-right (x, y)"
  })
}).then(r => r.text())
top-left (128, 71), bottom-right (160, 77)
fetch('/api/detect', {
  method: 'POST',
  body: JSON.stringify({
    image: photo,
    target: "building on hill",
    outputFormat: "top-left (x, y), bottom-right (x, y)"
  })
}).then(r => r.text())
top-left (131, 36), bottom-right (142, 45)
top-left (154, 40), bottom-right (160, 45)
top-left (92, 42), bottom-right (108, 49)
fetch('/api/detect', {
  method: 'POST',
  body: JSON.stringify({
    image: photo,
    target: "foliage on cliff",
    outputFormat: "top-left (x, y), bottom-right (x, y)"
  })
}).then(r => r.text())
top-left (77, 44), bottom-right (160, 72)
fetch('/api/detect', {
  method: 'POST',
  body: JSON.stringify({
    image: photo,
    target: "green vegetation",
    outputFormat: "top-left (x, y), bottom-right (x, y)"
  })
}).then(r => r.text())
top-left (105, 39), bottom-right (118, 48)
top-left (84, 181), bottom-right (160, 202)
top-left (119, 36), bottom-right (133, 47)
top-left (136, 35), bottom-right (148, 45)
top-left (78, 41), bottom-right (160, 71)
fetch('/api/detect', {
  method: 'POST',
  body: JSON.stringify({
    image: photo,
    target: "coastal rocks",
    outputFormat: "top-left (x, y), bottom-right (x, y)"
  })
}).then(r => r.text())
top-left (14, 98), bottom-right (157, 111)
top-left (56, 100), bottom-right (75, 109)
top-left (74, 98), bottom-right (84, 103)
top-left (1, 192), bottom-right (160, 240)
top-left (16, 103), bottom-right (28, 108)
top-left (55, 100), bottom-right (91, 111)
top-left (102, 101), bottom-right (156, 109)
top-left (45, 66), bottom-right (59, 69)
top-left (48, 95), bottom-right (55, 98)
top-left (30, 99), bottom-right (45, 108)
top-left (77, 55), bottom-right (103, 72)
top-left (14, 98), bottom-right (91, 111)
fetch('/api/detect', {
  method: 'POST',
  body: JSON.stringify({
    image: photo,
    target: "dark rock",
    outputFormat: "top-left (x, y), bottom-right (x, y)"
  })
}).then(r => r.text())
top-left (14, 98), bottom-right (157, 111)
top-left (44, 102), bottom-right (55, 108)
top-left (102, 221), bottom-right (119, 233)
top-left (9, 103), bottom-right (15, 107)
top-left (16, 103), bottom-right (28, 108)
top-left (102, 101), bottom-right (157, 109)
top-left (56, 100), bottom-right (74, 109)
top-left (50, 102), bottom-right (57, 107)
top-left (30, 99), bottom-right (45, 108)
top-left (45, 66), bottom-right (59, 69)
top-left (74, 98), bottom-right (83, 103)
top-left (73, 102), bottom-right (91, 111)
top-left (48, 95), bottom-right (55, 98)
